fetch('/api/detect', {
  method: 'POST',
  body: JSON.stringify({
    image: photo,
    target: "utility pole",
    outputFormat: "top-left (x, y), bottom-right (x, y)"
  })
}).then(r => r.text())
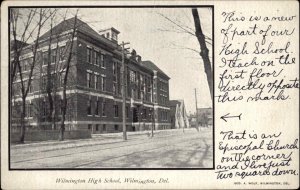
top-left (121, 41), bottom-right (130, 140)
top-left (151, 106), bottom-right (154, 137)
top-left (194, 88), bottom-right (199, 132)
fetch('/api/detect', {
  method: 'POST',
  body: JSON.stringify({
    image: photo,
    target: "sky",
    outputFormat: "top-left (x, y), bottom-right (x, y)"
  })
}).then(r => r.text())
top-left (15, 7), bottom-right (213, 114)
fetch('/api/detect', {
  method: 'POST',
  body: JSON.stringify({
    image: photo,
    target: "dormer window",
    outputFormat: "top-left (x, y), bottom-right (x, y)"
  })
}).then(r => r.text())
top-left (99, 27), bottom-right (120, 43)
top-left (112, 32), bottom-right (118, 41)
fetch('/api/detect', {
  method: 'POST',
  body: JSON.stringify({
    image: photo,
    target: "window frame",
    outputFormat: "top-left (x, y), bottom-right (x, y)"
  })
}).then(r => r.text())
top-left (101, 75), bottom-right (106, 91)
top-left (114, 125), bottom-right (119, 131)
top-left (94, 74), bottom-right (98, 90)
top-left (100, 53), bottom-right (105, 68)
top-left (102, 101), bottom-right (106, 117)
top-left (87, 99), bottom-right (92, 116)
top-left (95, 100), bottom-right (100, 116)
top-left (114, 104), bottom-right (119, 118)
top-left (43, 51), bottom-right (49, 66)
top-left (87, 47), bottom-right (92, 63)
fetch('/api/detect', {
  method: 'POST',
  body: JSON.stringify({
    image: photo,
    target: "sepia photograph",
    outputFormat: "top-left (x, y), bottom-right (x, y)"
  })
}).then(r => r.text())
top-left (9, 6), bottom-right (214, 169)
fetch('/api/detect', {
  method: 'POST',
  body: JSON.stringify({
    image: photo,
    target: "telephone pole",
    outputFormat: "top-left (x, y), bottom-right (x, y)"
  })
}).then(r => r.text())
top-left (151, 105), bottom-right (154, 137)
top-left (194, 88), bottom-right (199, 131)
top-left (121, 41), bottom-right (130, 140)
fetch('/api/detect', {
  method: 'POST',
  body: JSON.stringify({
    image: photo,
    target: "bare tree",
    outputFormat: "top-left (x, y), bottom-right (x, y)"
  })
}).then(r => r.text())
top-left (11, 8), bottom-right (55, 143)
top-left (192, 8), bottom-right (213, 101)
top-left (45, 9), bottom-right (68, 131)
top-left (156, 9), bottom-right (213, 101)
top-left (10, 9), bottom-right (36, 82)
top-left (59, 11), bottom-right (79, 141)
top-left (45, 14), bottom-right (55, 127)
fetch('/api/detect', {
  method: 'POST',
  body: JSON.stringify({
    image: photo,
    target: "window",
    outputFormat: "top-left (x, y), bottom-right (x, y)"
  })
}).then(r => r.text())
top-left (42, 101), bottom-right (46, 117)
top-left (141, 91), bottom-right (144, 101)
top-left (28, 103), bottom-right (32, 117)
top-left (50, 73), bottom-right (58, 88)
top-left (143, 109), bottom-right (147, 119)
top-left (112, 32), bottom-right (118, 41)
top-left (96, 52), bottom-right (100, 66)
top-left (160, 110), bottom-right (168, 121)
top-left (97, 75), bottom-right (101, 89)
top-left (23, 59), bottom-right (28, 71)
top-left (113, 83), bottom-right (116, 95)
top-left (51, 48), bottom-right (57, 63)
top-left (87, 47), bottom-right (92, 63)
top-left (103, 124), bottom-right (106, 131)
top-left (88, 124), bottom-right (92, 130)
top-left (26, 102), bottom-right (33, 118)
top-left (96, 124), bottom-right (99, 131)
top-left (149, 109), bottom-right (153, 119)
top-left (59, 46), bottom-right (65, 61)
top-left (41, 76), bottom-right (47, 91)
top-left (93, 50), bottom-right (97, 65)
top-left (26, 58), bottom-right (33, 71)
top-left (59, 99), bottom-right (63, 115)
top-left (114, 125), bottom-right (118, 131)
top-left (28, 83), bottom-right (33, 93)
top-left (153, 95), bottom-right (157, 103)
top-left (106, 32), bottom-right (110, 38)
top-left (113, 63), bottom-right (117, 95)
top-left (130, 70), bottom-right (137, 83)
top-left (95, 100), bottom-right (100, 116)
top-left (113, 62), bottom-right (117, 75)
top-left (60, 72), bottom-right (65, 87)
top-left (101, 76), bottom-right (106, 91)
top-left (102, 102), bottom-right (106, 116)
top-left (114, 105), bottom-right (119, 117)
top-left (43, 51), bottom-right (48, 65)
top-left (117, 67), bottom-right (121, 95)
top-left (87, 72), bottom-right (92, 88)
top-left (100, 54), bottom-right (105, 68)
top-left (94, 75), bottom-right (98, 89)
top-left (87, 100), bottom-right (92, 115)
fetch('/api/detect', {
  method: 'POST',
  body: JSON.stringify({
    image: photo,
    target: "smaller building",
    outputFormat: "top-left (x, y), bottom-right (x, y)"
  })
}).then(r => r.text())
top-left (170, 100), bottom-right (189, 129)
top-left (188, 114), bottom-right (197, 128)
top-left (197, 107), bottom-right (212, 127)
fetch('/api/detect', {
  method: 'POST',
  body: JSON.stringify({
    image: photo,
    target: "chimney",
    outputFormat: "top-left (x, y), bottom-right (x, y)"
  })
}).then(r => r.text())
top-left (136, 55), bottom-right (142, 62)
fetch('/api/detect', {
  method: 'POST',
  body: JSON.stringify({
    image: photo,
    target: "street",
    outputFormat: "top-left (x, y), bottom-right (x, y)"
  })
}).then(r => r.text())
top-left (10, 128), bottom-right (213, 168)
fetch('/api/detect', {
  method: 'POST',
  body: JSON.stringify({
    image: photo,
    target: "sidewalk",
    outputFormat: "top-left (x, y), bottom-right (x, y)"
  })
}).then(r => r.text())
top-left (11, 127), bottom-right (213, 168)
top-left (11, 128), bottom-right (204, 153)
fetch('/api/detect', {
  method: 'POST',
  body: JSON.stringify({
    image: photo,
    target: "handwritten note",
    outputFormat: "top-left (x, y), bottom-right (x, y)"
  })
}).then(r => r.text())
top-left (216, 10), bottom-right (299, 181)
top-left (216, 130), bottom-right (299, 179)
top-left (217, 11), bottom-right (298, 103)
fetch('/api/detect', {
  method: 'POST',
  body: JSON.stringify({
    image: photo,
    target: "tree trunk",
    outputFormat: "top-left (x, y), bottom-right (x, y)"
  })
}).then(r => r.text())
top-left (19, 97), bottom-right (26, 143)
top-left (52, 109), bottom-right (56, 130)
top-left (59, 13), bottom-right (78, 141)
top-left (59, 114), bottom-right (65, 141)
top-left (59, 87), bottom-right (67, 141)
top-left (192, 8), bottom-right (213, 101)
top-left (47, 80), bottom-right (54, 124)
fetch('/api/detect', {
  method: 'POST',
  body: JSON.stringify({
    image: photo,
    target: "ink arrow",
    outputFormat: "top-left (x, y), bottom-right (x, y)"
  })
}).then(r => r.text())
top-left (220, 113), bottom-right (242, 122)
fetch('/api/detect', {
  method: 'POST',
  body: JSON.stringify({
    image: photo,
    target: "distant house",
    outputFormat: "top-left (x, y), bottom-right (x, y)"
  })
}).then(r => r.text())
top-left (188, 114), bottom-right (197, 128)
top-left (170, 100), bottom-right (190, 129)
top-left (197, 108), bottom-right (213, 126)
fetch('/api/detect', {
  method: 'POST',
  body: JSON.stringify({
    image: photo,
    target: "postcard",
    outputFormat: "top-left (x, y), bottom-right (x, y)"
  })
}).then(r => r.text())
top-left (1, 0), bottom-right (299, 189)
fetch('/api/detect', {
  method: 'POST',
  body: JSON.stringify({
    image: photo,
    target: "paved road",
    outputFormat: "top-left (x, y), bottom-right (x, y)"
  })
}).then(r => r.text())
top-left (10, 128), bottom-right (213, 168)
